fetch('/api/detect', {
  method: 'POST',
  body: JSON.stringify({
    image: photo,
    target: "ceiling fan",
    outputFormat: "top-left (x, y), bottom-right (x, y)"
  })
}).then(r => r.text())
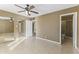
top-left (15, 4), bottom-right (39, 16)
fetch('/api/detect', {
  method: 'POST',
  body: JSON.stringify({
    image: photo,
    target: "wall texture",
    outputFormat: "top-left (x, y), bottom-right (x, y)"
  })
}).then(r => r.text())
top-left (36, 5), bottom-right (79, 48)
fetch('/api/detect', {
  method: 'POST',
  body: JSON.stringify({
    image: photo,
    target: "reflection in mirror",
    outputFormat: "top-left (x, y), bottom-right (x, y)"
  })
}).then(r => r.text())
top-left (0, 16), bottom-right (14, 44)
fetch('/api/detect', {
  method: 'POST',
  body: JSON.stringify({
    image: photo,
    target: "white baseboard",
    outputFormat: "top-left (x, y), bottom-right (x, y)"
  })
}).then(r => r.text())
top-left (36, 37), bottom-right (61, 45)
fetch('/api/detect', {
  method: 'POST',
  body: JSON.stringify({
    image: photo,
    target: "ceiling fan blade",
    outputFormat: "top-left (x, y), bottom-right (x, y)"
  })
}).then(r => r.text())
top-left (15, 4), bottom-right (25, 9)
top-left (18, 10), bottom-right (26, 12)
top-left (30, 5), bottom-right (35, 10)
top-left (30, 11), bottom-right (39, 14)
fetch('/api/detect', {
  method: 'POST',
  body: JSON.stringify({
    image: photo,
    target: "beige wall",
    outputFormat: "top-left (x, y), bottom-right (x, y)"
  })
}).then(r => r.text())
top-left (0, 20), bottom-right (14, 33)
top-left (36, 5), bottom-right (79, 48)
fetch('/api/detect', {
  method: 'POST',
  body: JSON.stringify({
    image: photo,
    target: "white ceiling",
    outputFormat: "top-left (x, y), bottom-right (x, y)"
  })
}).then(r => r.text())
top-left (0, 4), bottom-right (78, 17)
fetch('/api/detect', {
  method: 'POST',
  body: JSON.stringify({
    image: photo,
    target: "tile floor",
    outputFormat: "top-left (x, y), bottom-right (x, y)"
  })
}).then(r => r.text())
top-left (0, 36), bottom-right (79, 54)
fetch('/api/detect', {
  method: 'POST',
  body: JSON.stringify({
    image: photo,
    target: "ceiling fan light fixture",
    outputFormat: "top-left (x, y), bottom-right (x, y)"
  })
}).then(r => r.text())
top-left (15, 4), bottom-right (39, 16)
top-left (9, 17), bottom-right (14, 22)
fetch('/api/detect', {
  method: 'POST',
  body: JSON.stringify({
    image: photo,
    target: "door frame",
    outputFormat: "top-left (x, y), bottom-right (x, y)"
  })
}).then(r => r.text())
top-left (60, 12), bottom-right (77, 48)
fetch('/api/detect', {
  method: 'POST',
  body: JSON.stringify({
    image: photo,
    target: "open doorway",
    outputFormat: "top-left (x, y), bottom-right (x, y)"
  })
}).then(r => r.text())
top-left (18, 20), bottom-right (26, 36)
top-left (61, 15), bottom-right (73, 45)
top-left (32, 20), bottom-right (36, 36)
top-left (60, 12), bottom-right (77, 48)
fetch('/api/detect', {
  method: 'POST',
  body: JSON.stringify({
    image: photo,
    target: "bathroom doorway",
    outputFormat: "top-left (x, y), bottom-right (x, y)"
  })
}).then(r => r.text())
top-left (60, 12), bottom-right (77, 48)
